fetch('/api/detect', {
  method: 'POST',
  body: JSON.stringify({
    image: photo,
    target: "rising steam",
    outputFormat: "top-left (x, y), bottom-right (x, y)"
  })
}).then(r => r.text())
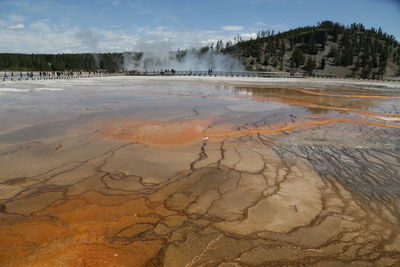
top-left (122, 40), bottom-right (244, 71)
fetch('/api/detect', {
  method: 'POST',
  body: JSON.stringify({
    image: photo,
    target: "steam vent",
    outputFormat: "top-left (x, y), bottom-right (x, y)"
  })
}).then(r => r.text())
top-left (1, 76), bottom-right (400, 266)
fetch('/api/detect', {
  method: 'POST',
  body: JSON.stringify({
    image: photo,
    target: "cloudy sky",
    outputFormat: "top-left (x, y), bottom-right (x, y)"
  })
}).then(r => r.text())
top-left (0, 0), bottom-right (399, 53)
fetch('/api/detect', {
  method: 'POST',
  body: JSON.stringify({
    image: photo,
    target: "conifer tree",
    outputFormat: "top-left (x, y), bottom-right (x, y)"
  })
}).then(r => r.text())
top-left (279, 39), bottom-right (286, 70)
top-left (304, 57), bottom-right (316, 74)
top-left (320, 58), bottom-right (326, 70)
top-left (292, 48), bottom-right (304, 68)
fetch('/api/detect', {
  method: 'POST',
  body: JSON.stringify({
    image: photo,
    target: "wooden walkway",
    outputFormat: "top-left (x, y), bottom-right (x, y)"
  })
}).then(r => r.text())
top-left (127, 70), bottom-right (337, 78)
top-left (1, 70), bottom-right (309, 81)
top-left (6, 70), bottom-right (399, 82)
top-left (128, 70), bottom-right (304, 78)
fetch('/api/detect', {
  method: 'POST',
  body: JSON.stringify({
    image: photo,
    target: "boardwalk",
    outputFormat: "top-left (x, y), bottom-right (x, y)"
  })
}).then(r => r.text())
top-left (8, 69), bottom-right (394, 82)
top-left (128, 70), bottom-right (306, 78)
top-left (1, 71), bottom-right (107, 81)
top-left (1, 70), bottom-right (305, 81)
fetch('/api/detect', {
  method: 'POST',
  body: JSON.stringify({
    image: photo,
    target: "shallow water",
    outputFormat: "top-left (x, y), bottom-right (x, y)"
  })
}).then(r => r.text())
top-left (1, 76), bottom-right (400, 266)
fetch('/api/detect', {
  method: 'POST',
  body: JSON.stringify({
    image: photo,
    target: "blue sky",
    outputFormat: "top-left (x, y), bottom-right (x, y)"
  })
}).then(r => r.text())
top-left (0, 0), bottom-right (399, 53)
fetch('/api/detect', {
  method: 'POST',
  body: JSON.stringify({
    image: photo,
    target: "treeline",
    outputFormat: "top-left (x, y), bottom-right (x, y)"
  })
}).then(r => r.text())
top-left (0, 52), bottom-right (142, 71)
top-left (0, 49), bottom-right (214, 72)
top-left (222, 21), bottom-right (400, 78)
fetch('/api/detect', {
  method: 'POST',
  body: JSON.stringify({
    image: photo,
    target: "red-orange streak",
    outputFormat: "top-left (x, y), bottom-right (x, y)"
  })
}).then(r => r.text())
top-left (233, 85), bottom-right (400, 99)
top-left (263, 97), bottom-right (400, 118)
top-left (295, 89), bottom-right (400, 99)
top-left (207, 119), bottom-right (400, 139)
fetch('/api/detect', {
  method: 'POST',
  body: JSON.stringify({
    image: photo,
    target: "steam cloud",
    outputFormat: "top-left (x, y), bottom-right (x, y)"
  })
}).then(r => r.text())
top-left (75, 29), bottom-right (99, 51)
top-left (122, 40), bottom-right (244, 71)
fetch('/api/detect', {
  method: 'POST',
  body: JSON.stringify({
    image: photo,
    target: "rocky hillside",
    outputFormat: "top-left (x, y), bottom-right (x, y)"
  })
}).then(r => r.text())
top-left (223, 21), bottom-right (400, 78)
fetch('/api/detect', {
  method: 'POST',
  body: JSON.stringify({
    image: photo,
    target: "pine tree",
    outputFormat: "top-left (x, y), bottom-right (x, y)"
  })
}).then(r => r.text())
top-left (320, 58), bottom-right (326, 69)
top-left (292, 48), bottom-right (304, 68)
top-left (328, 46), bottom-right (337, 57)
top-left (321, 31), bottom-right (327, 50)
top-left (341, 47), bottom-right (353, 66)
top-left (352, 56), bottom-right (360, 72)
top-left (215, 40), bottom-right (223, 52)
top-left (225, 41), bottom-right (233, 49)
top-left (307, 31), bottom-right (317, 54)
top-left (378, 46), bottom-right (388, 78)
top-left (264, 56), bottom-right (269, 66)
top-left (304, 57), bottom-right (317, 74)
top-left (397, 47), bottom-right (400, 76)
top-left (290, 58), bottom-right (295, 70)
top-left (279, 39), bottom-right (286, 70)
top-left (334, 49), bottom-right (342, 65)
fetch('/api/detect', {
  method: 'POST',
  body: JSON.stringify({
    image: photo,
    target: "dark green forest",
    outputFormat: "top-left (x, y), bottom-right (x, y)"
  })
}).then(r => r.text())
top-left (0, 52), bottom-right (141, 72)
top-left (222, 21), bottom-right (400, 78)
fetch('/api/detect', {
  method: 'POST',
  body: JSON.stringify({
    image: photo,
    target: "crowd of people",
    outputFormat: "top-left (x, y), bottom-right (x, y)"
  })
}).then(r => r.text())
top-left (2, 68), bottom-right (223, 81)
top-left (2, 70), bottom-right (109, 81)
top-left (123, 69), bottom-right (177, 76)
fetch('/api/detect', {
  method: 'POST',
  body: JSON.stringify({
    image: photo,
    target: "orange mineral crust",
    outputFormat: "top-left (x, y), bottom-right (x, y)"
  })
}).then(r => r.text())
top-left (96, 116), bottom-right (400, 146)
top-left (98, 119), bottom-right (213, 145)
top-left (0, 192), bottom-right (171, 266)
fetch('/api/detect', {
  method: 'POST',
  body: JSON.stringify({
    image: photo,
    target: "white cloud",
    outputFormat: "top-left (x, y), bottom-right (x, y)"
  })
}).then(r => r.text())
top-left (221, 26), bottom-right (244, 31)
top-left (7, 23), bottom-right (25, 30)
top-left (0, 19), bottom-right (258, 54)
top-left (204, 30), bottom-right (221, 34)
top-left (241, 33), bottom-right (257, 39)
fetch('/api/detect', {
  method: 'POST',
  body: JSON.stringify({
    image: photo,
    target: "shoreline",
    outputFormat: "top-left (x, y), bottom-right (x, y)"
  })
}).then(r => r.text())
top-left (1, 74), bottom-right (400, 88)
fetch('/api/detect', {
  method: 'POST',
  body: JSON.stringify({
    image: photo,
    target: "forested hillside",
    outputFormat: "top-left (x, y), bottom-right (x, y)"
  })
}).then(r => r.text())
top-left (0, 52), bottom-right (137, 72)
top-left (223, 21), bottom-right (400, 78)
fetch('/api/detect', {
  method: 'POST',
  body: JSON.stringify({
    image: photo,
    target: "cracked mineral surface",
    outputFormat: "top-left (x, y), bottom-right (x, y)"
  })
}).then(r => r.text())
top-left (0, 76), bottom-right (400, 266)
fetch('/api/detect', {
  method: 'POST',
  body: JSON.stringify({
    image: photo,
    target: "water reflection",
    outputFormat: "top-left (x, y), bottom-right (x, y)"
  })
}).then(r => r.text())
top-left (234, 86), bottom-right (400, 118)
